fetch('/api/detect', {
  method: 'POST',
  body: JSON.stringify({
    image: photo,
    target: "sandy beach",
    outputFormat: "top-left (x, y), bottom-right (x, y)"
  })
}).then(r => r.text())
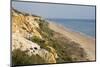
top-left (49, 22), bottom-right (95, 61)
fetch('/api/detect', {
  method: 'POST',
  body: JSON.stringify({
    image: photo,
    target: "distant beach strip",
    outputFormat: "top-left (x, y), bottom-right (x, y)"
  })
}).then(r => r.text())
top-left (46, 18), bottom-right (95, 39)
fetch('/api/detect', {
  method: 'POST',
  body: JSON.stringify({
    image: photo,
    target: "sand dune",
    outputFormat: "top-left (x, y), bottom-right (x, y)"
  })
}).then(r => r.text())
top-left (49, 22), bottom-right (95, 60)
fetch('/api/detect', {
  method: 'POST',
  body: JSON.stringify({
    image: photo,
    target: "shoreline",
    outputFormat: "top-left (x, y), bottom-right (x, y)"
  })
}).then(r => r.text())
top-left (48, 21), bottom-right (95, 60)
top-left (47, 19), bottom-right (95, 40)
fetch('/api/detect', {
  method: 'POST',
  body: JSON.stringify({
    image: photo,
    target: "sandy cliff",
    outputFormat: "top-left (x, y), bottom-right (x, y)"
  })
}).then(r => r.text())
top-left (12, 9), bottom-right (58, 64)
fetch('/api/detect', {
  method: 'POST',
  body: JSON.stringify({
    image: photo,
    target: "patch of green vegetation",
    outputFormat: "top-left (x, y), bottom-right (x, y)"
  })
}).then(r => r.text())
top-left (51, 34), bottom-right (88, 62)
top-left (30, 36), bottom-right (45, 48)
top-left (49, 40), bottom-right (74, 62)
top-left (30, 35), bottom-right (74, 62)
top-left (31, 36), bottom-right (43, 44)
top-left (38, 19), bottom-right (53, 38)
top-left (12, 49), bottom-right (46, 66)
top-left (30, 36), bottom-right (51, 53)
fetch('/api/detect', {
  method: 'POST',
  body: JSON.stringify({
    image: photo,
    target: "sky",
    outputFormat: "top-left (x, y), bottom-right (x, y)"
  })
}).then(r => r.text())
top-left (12, 1), bottom-right (96, 19)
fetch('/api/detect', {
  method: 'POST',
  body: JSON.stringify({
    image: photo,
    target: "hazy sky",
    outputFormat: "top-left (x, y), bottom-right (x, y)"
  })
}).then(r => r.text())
top-left (12, 1), bottom-right (95, 19)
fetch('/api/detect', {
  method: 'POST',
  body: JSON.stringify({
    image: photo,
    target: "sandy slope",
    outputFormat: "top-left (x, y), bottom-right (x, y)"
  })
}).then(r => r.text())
top-left (49, 22), bottom-right (95, 60)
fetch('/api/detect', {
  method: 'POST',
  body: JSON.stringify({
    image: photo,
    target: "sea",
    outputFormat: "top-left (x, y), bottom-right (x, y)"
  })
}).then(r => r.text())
top-left (46, 19), bottom-right (96, 38)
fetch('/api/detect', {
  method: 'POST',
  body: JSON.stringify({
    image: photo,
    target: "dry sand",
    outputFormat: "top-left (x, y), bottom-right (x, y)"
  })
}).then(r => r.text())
top-left (49, 22), bottom-right (95, 61)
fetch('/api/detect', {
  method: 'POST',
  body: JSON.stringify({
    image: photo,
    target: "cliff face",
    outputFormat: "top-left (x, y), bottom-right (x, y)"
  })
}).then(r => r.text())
top-left (12, 9), bottom-right (89, 65)
top-left (12, 9), bottom-right (58, 64)
top-left (12, 9), bottom-right (42, 39)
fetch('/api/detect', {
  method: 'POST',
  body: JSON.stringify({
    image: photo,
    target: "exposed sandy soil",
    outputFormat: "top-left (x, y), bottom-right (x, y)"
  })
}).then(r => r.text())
top-left (49, 22), bottom-right (95, 61)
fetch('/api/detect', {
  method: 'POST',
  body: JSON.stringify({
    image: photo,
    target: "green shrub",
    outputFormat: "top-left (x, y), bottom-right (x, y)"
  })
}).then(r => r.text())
top-left (30, 36), bottom-right (45, 48)
top-left (31, 36), bottom-right (43, 43)
top-left (12, 49), bottom-right (46, 66)
top-left (38, 19), bottom-right (53, 38)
